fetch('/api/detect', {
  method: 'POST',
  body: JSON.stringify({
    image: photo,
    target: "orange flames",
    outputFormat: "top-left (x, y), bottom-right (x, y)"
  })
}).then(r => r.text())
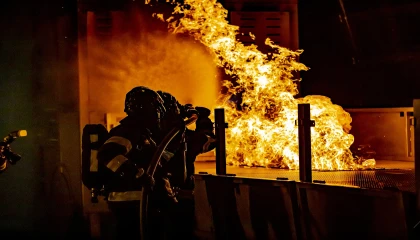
top-left (153, 0), bottom-right (375, 170)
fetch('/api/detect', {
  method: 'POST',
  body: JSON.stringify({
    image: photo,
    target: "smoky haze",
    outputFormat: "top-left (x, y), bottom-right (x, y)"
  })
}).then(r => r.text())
top-left (87, 31), bottom-right (219, 115)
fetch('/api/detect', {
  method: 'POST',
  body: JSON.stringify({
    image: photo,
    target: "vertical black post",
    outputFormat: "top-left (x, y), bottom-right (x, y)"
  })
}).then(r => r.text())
top-left (413, 100), bottom-right (420, 218)
top-left (215, 108), bottom-right (227, 175)
top-left (298, 104), bottom-right (313, 183)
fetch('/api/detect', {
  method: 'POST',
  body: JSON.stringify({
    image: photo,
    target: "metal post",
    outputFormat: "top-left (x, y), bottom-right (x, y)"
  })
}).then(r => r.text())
top-left (215, 108), bottom-right (227, 175)
top-left (297, 104), bottom-right (314, 183)
top-left (413, 100), bottom-right (420, 218)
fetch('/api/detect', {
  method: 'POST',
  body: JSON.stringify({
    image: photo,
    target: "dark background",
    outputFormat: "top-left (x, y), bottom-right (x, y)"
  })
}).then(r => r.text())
top-left (0, 0), bottom-right (85, 237)
top-left (299, 0), bottom-right (420, 108)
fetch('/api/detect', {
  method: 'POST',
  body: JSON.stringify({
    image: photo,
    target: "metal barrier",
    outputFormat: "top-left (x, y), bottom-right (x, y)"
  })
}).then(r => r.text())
top-left (296, 182), bottom-right (408, 240)
top-left (192, 106), bottom-right (415, 239)
top-left (194, 174), bottom-right (411, 240)
top-left (194, 174), bottom-right (300, 240)
top-left (194, 174), bottom-right (246, 239)
top-left (233, 177), bottom-right (299, 240)
top-left (194, 174), bottom-right (216, 239)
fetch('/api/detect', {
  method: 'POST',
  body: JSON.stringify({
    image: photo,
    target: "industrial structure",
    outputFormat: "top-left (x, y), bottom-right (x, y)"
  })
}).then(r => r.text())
top-left (1, 0), bottom-right (420, 239)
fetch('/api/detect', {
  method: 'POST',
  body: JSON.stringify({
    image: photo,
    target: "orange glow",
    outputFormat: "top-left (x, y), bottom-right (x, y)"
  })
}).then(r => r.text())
top-left (152, 0), bottom-right (376, 170)
top-left (86, 11), bottom-right (219, 114)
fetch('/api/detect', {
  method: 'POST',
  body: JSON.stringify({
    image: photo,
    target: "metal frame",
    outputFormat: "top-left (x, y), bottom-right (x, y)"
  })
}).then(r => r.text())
top-left (346, 107), bottom-right (415, 161)
top-left (413, 100), bottom-right (420, 219)
top-left (345, 107), bottom-right (413, 113)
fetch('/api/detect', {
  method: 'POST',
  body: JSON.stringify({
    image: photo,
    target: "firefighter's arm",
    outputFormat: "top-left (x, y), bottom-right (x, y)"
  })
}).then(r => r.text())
top-left (96, 135), bottom-right (140, 178)
top-left (200, 133), bottom-right (217, 153)
top-left (97, 132), bottom-right (150, 178)
top-left (97, 132), bottom-right (155, 187)
top-left (187, 130), bottom-right (217, 155)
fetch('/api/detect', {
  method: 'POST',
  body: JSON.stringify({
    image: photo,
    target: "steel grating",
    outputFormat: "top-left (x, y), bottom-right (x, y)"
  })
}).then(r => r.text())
top-left (235, 169), bottom-right (416, 192)
top-left (196, 162), bottom-right (416, 193)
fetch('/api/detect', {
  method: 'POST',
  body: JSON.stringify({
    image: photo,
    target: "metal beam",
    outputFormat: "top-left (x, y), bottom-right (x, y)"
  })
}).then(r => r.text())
top-left (215, 108), bottom-right (227, 175)
top-left (413, 99), bottom-right (420, 218)
top-left (297, 104), bottom-right (314, 183)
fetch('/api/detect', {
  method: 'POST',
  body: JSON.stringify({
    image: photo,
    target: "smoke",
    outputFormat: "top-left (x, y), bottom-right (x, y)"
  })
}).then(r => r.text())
top-left (87, 31), bottom-right (219, 114)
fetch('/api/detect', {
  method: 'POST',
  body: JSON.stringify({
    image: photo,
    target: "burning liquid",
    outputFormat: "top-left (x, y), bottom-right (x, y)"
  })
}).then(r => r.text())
top-left (153, 0), bottom-right (375, 170)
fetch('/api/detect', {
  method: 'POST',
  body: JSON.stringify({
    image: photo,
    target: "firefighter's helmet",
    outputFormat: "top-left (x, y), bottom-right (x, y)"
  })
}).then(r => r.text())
top-left (124, 86), bottom-right (166, 120)
top-left (157, 91), bottom-right (181, 117)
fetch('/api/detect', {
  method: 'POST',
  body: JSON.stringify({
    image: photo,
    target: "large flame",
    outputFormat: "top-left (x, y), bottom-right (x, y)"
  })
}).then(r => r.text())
top-left (152, 0), bottom-right (375, 170)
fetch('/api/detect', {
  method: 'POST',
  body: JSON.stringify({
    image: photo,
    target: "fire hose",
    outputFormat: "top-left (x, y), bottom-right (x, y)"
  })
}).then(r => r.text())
top-left (140, 114), bottom-right (198, 240)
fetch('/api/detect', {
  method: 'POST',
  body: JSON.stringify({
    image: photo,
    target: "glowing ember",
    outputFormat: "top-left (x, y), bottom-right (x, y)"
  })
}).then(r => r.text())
top-left (152, 0), bottom-right (375, 170)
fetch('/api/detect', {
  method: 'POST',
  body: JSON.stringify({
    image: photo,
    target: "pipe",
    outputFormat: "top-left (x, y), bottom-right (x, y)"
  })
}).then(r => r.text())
top-left (297, 104), bottom-right (314, 183)
top-left (413, 100), bottom-right (420, 221)
top-left (338, 0), bottom-right (358, 63)
top-left (215, 108), bottom-right (227, 175)
top-left (140, 113), bottom-right (198, 240)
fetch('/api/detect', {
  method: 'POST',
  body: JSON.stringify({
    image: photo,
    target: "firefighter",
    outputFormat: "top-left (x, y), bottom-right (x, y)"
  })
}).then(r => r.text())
top-left (96, 86), bottom-right (171, 239)
top-left (157, 91), bottom-right (217, 239)
top-left (174, 105), bottom-right (217, 239)
top-left (152, 91), bottom-right (192, 239)
top-left (184, 106), bottom-right (216, 189)
top-left (156, 90), bottom-right (190, 157)
top-left (156, 91), bottom-right (216, 190)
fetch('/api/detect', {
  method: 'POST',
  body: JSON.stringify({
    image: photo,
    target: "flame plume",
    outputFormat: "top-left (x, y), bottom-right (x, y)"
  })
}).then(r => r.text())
top-left (153, 0), bottom-right (375, 170)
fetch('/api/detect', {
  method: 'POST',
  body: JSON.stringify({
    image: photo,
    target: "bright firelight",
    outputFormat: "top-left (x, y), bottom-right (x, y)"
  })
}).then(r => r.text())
top-left (152, 0), bottom-right (375, 170)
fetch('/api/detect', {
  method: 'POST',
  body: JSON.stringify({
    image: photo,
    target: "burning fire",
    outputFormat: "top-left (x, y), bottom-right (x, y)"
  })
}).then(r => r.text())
top-left (152, 0), bottom-right (375, 170)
